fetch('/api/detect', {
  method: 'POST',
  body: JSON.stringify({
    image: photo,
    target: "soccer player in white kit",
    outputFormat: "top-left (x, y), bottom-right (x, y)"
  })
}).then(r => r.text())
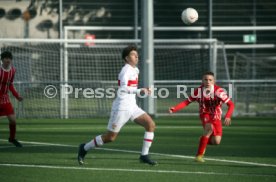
top-left (78, 45), bottom-right (157, 165)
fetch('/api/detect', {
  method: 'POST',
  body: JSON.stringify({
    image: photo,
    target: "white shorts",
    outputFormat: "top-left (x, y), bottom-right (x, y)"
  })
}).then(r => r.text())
top-left (107, 105), bottom-right (146, 133)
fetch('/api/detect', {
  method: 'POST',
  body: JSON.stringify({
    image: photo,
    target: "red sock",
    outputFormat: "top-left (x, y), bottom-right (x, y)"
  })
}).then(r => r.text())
top-left (9, 123), bottom-right (16, 140)
top-left (197, 136), bottom-right (209, 156)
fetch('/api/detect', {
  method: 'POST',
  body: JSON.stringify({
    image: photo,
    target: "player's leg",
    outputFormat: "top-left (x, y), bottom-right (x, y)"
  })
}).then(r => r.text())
top-left (82, 131), bottom-right (118, 154)
top-left (196, 123), bottom-right (213, 155)
top-left (133, 109), bottom-right (157, 165)
top-left (77, 134), bottom-right (104, 165)
top-left (4, 102), bottom-right (22, 147)
top-left (78, 110), bottom-right (129, 165)
top-left (195, 117), bottom-right (213, 162)
top-left (7, 114), bottom-right (22, 147)
top-left (84, 110), bottom-right (129, 149)
top-left (134, 113), bottom-right (156, 156)
top-left (208, 120), bottom-right (222, 145)
top-left (134, 113), bottom-right (155, 132)
top-left (209, 136), bottom-right (221, 145)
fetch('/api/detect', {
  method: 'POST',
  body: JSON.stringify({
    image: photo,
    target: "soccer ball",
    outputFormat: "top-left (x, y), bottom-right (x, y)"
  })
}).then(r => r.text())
top-left (181, 8), bottom-right (198, 25)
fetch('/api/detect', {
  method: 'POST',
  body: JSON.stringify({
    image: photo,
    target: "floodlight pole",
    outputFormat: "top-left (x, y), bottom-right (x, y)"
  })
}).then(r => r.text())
top-left (141, 0), bottom-right (154, 115)
top-left (134, 0), bottom-right (139, 39)
top-left (59, 0), bottom-right (63, 39)
top-left (208, 0), bottom-right (216, 76)
top-left (59, 0), bottom-right (68, 119)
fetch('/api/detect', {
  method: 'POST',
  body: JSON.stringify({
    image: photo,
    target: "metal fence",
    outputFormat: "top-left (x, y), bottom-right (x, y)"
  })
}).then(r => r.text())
top-left (1, 38), bottom-right (275, 118)
top-left (154, 80), bottom-right (276, 117)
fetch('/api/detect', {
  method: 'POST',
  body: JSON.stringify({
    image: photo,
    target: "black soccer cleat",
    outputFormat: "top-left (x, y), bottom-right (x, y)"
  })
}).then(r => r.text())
top-left (139, 155), bottom-right (158, 166)
top-left (77, 143), bottom-right (87, 165)
top-left (8, 138), bottom-right (23, 148)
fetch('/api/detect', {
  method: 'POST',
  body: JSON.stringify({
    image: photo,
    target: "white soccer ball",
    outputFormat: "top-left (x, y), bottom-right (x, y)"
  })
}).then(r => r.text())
top-left (181, 8), bottom-right (198, 25)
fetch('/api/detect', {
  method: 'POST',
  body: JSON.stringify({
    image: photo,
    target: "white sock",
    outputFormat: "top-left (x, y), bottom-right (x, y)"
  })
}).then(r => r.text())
top-left (84, 135), bottom-right (104, 151)
top-left (141, 132), bottom-right (154, 156)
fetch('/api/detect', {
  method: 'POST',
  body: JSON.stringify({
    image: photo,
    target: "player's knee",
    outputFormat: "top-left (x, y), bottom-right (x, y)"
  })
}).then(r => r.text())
top-left (204, 128), bottom-right (213, 136)
top-left (105, 136), bottom-right (116, 143)
top-left (214, 139), bottom-right (221, 145)
top-left (109, 136), bottom-right (116, 142)
top-left (212, 137), bottom-right (221, 145)
top-left (147, 120), bottom-right (156, 132)
top-left (213, 141), bottom-right (220, 145)
top-left (204, 124), bottom-right (213, 133)
top-left (8, 119), bottom-right (16, 124)
top-left (150, 121), bottom-right (156, 130)
top-left (103, 133), bottom-right (117, 143)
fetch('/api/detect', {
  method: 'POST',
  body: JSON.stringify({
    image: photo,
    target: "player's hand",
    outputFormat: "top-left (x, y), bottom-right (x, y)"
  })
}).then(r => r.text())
top-left (224, 118), bottom-right (231, 126)
top-left (141, 88), bottom-right (151, 95)
top-left (169, 107), bottom-right (175, 114)
top-left (146, 88), bottom-right (152, 95)
top-left (18, 96), bottom-right (23, 102)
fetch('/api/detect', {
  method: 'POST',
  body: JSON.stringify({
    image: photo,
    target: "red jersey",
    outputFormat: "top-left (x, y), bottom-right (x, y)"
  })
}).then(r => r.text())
top-left (188, 85), bottom-right (230, 120)
top-left (0, 66), bottom-right (20, 104)
top-left (171, 84), bottom-right (234, 121)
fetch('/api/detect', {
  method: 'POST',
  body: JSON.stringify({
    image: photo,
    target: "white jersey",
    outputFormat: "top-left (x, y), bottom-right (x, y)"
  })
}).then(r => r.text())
top-left (112, 64), bottom-right (140, 110)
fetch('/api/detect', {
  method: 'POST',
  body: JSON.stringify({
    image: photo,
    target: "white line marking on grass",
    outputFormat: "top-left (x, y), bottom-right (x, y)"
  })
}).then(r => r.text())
top-left (0, 139), bottom-right (76, 148)
top-left (0, 126), bottom-right (200, 131)
top-left (0, 144), bottom-right (48, 149)
top-left (99, 148), bottom-right (276, 168)
top-left (0, 163), bottom-right (275, 177)
top-left (1, 139), bottom-right (276, 168)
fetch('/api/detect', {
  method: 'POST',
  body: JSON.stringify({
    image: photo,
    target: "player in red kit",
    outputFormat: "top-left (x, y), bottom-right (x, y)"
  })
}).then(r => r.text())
top-left (0, 51), bottom-right (23, 147)
top-left (169, 72), bottom-right (234, 162)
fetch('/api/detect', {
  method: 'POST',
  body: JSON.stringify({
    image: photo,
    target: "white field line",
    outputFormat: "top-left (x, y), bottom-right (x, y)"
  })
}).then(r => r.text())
top-left (99, 148), bottom-right (276, 168)
top-left (0, 144), bottom-right (48, 149)
top-left (0, 163), bottom-right (275, 178)
top-left (0, 139), bottom-right (276, 168)
top-left (0, 126), bottom-right (201, 131)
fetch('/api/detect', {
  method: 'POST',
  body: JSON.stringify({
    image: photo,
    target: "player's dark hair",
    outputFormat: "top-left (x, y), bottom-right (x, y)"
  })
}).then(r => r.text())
top-left (1, 51), bottom-right (13, 60)
top-left (122, 45), bottom-right (137, 62)
top-left (203, 71), bottom-right (215, 77)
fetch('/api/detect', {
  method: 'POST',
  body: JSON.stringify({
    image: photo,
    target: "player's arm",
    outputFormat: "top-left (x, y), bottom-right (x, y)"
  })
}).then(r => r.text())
top-left (169, 99), bottom-right (191, 113)
top-left (9, 74), bottom-right (23, 101)
top-left (224, 100), bottom-right (234, 126)
top-left (169, 87), bottom-right (199, 113)
top-left (216, 89), bottom-right (234, 126)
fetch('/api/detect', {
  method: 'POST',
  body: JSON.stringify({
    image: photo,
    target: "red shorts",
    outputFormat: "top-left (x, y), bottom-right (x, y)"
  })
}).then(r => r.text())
top-left (200, 114), bottom-right (222, 136)
top-left (0, 102), bottom-right (14, 116)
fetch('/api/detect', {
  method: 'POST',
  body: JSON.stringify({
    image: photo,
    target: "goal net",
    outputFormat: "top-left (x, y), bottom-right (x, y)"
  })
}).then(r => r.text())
top-left (0, 38), bottom-right (230, 118)
top-left (153, 40), bottom-right (230, 116)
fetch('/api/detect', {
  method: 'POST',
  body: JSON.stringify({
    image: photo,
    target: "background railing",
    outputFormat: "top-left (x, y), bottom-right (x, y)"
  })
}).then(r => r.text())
top-left (1, 38), bottom-right (274, 118)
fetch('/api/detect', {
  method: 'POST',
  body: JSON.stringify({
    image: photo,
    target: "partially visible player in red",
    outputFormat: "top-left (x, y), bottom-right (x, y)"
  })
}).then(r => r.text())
top-left (0, 51), bottom-right (23, 147)
top-left (169, 71), bottom-right (234, 162)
